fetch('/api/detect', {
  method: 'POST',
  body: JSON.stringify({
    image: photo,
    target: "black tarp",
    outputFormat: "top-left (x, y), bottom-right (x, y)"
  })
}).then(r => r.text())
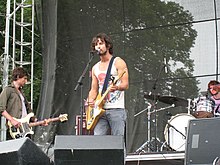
top-left (33, 0), bottom-right (220, 153)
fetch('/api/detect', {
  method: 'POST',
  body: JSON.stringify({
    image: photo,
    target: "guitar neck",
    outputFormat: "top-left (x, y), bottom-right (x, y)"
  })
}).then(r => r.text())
top-left (100, 87), bottom-right (111, 101)
top-left (29, 117), bottom-right (60, 127)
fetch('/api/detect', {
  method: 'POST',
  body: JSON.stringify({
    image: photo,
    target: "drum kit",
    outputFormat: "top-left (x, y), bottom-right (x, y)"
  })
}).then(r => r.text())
top-left (134, 92), bottom-right (214, 153)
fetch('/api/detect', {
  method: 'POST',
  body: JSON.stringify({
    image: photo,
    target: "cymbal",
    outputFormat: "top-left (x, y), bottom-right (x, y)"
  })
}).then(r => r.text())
top-left (144, 93), bottom-right (161, 100)
top-left (159, 96), bottom-right (188, 107)
top-left (144, 93), bottom-right (188, 107)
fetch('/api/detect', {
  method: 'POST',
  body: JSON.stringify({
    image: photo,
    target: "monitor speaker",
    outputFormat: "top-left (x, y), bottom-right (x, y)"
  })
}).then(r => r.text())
top-left (185, 117), bottom-right (220, 165)
top-left (0, 137), bottom-right (51, 165)
top-left (54, 135), bottom-right (124, 165)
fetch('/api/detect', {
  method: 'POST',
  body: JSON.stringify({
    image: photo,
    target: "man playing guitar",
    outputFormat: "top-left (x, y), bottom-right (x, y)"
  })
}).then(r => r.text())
top-left (86, 33), bottom-right (129, 136)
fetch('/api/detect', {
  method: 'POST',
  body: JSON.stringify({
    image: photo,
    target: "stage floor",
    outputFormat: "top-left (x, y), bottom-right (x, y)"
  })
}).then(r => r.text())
top-left (125, 152), bottom-right (185, 165)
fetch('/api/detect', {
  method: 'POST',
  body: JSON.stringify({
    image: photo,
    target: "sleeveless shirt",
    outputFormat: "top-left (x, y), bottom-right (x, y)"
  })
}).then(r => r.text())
top-left (93, 57), bottom-right (125, 109)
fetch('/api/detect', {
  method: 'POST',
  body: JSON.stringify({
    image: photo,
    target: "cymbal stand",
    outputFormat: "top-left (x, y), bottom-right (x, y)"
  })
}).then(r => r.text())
top-left (147, 101), bottom-right (151, 152)
top-left (134, 104), bottom-right (175, 153)
top-left (150, 105), bottom-right (176, 152)
top-left (134, 101), bottom-right (152, 153)
top-left (187, 98), bottom-right (192, 115)
top-left (150, 62), bottom-right (166, 152)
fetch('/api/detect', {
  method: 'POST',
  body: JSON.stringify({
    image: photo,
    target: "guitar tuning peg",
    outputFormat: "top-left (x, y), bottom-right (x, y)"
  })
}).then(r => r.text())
top-left (110, 75), bottom-right (115, 82)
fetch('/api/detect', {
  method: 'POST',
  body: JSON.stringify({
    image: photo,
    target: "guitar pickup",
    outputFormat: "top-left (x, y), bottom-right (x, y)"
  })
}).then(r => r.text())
top-left (15, 134), bottom-right (22, 139)
top-left (11, 126), bottom-right (17, 132)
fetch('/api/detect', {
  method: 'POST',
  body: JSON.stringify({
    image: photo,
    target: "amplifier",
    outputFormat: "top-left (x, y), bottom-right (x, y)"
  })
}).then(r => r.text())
top-left (75, 115), bottom-right (93, 135)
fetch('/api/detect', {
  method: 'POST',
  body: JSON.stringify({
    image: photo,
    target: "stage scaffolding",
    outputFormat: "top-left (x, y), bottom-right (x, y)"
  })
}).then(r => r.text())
top-left (0, 0), bottom-right (35, 141)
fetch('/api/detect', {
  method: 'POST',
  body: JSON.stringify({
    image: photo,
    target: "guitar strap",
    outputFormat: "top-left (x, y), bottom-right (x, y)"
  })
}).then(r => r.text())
top-left (101, 56), bottom-right (115, 96)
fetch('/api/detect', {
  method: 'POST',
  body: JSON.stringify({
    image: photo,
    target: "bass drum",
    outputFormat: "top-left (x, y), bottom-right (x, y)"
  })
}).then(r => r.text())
top-left (164, 113), bottom-right (195, 151)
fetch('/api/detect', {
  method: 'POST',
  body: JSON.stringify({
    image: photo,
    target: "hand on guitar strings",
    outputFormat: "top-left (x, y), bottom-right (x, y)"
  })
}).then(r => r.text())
top-left (109, 84), bottom-right (119, 92)
top-left (10, 118), bottom-right (21, 128)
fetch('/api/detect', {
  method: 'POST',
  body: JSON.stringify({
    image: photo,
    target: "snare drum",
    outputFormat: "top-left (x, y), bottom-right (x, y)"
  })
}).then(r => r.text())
top-left (164, 113), bottom-right (195, 151)
top-left (192, 96), bottom-right (214, 118)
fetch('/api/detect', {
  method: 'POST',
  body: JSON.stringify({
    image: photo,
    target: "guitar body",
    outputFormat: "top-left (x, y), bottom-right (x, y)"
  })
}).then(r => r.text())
top-left (86, 94), bottom-right (106, 130)
top-left (8, 112), bottom-right (34, 139)
top-left (8, 113), bottom-right (68, 139)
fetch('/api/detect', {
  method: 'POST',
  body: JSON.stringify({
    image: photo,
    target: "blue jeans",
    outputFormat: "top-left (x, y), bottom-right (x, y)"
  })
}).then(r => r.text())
top-left (94, 108), bottom-right (127, 136)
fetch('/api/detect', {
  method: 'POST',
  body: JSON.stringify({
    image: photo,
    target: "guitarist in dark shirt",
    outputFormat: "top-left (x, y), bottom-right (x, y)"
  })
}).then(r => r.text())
top-left (86, 33), bottom-right (129, 136)
top-left (0, 67), bottom-right (36, 139)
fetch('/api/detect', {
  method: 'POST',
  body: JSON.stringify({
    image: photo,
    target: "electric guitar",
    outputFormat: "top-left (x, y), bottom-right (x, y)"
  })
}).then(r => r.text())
top-left (86, 71), bottom-right (126, 130)
top-left (8, 112), bottom-right (68, 139)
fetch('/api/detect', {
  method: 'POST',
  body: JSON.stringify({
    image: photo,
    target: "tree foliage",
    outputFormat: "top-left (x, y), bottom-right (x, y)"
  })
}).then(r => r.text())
top-left (121, 0), bottom-right (199, 99)
top-left (0, 0), bottom-right (42, 111)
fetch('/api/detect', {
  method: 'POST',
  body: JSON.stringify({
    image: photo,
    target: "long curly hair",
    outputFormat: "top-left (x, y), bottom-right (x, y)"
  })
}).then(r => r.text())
top-left (91, 33), bottom-right (113, 54)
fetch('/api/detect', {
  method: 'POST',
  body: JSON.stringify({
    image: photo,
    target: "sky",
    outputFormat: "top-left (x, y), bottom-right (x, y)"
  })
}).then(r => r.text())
top-left (165, 0), bottom-right (220, 92)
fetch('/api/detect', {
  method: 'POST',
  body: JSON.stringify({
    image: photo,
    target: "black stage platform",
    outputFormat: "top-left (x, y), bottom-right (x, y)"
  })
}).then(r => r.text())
top-left (125, 152), bottom-right (184, 165)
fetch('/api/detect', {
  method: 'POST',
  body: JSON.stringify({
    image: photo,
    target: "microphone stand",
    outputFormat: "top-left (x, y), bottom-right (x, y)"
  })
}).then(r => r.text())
top-left (151, 63), bottom-right (166, 152)
top-left (74, 52), bottom-right (94, 135)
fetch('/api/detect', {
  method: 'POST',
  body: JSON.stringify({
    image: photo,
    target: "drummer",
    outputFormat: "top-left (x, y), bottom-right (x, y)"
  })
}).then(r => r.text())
top-left (208, 80), bottom-right (220, 117)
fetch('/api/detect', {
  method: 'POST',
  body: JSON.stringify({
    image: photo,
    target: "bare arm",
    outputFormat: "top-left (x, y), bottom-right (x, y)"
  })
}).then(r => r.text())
top-left (111, 57), bottom-right (129, 92)
top-left (87, 67), bottom-right (99, 105)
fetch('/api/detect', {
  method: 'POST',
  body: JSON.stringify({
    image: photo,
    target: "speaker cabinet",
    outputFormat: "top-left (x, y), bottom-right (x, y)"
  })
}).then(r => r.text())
top-left (185, 117), bottom-right (220, 165)
top-left (0, 137), bottom-right (51, 165)
top-left (54, 135), bottom-right (124, 165)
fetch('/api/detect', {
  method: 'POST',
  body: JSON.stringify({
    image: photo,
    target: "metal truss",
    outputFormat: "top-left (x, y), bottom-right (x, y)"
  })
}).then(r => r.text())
top-left (1, 0), bottom-right (35, 141)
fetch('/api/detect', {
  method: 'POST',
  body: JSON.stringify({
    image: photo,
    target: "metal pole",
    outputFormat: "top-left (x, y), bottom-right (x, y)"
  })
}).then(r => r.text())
top-left (31, 0), bottom-right (35, 110)
top-left (147, 103), bottom-right (151, 152)
top-left (1, 0), bottom-right (11, 142)
top-left (213, 0), bottom-right (219, 81)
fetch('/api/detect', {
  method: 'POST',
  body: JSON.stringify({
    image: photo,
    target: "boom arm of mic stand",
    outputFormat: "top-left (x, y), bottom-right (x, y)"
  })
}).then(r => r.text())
top-left (74, 52), bottom-right (94, 135)
top-left (134, 103), bottom-right (152, 117)
top-left (74, 53), bottom-right (94, 91)
top-left (148, 104), bottom-right (175, 114)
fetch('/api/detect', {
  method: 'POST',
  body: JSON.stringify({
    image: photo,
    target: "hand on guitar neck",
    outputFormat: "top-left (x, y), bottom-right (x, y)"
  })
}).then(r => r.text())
top-left (85, 73), bottom-right (124, 108)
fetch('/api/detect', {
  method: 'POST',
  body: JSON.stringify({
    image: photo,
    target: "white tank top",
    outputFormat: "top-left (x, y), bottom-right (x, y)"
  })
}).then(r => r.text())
top-left (93, 57), bottom-right (125, 109)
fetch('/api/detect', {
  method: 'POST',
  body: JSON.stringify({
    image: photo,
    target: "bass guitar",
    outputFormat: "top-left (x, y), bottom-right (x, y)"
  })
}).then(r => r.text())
top-left (86, 71), bottom-right (126, 130)
top-left (8, 112), bottom-right (68, 139)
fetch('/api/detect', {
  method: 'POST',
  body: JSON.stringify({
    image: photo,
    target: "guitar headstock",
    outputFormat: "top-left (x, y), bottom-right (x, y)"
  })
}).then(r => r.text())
top-left (59, 114), bottom-right (68, 122)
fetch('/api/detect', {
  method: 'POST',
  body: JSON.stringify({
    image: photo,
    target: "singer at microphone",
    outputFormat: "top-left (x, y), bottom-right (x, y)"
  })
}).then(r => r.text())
top-left (87, 32), bottom-right (129, 137)
top-left (90, 48), bottom-right (100, 55)
top-left (95, 48), bottom-right (101, 55)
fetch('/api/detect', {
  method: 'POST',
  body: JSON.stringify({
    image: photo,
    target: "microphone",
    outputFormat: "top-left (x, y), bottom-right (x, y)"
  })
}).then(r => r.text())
top-left (90, 48), bottom-right (100, 55)
top-left (95, 48), bottom-right (101, 55)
